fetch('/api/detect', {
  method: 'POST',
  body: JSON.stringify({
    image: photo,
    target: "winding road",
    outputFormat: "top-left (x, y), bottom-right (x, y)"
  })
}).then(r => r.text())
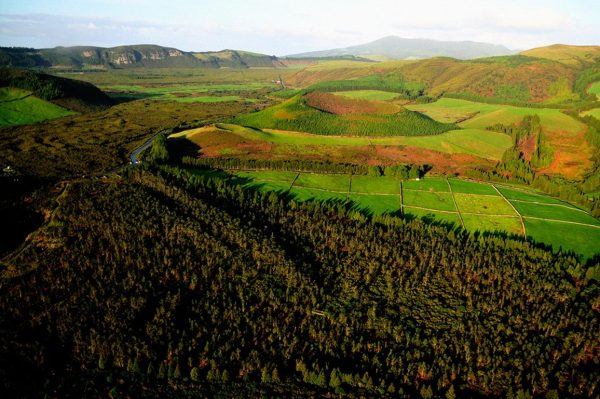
top-left (130, 133), bottom-right (161, 165)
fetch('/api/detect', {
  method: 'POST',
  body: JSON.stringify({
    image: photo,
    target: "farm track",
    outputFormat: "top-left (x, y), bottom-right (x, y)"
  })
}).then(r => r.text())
top-left (522, 216), bottom-right (600, 229)
top-left (446, 179), bottom-right (465, 228)
top-left (493, 184), bottom-right (526, 236)
top-left (509, 199), bottom-right (588, 213)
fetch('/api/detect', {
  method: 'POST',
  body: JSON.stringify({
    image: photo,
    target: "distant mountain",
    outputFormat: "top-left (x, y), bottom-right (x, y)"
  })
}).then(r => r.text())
top-left (287, 36), bottom-right (515, 60)
top-left (0, 45), bottom-right (288, 69)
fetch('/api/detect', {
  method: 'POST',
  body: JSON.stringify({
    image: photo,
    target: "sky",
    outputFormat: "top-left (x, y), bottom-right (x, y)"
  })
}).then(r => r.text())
top-left (0, 0), bottom-right (598, 55)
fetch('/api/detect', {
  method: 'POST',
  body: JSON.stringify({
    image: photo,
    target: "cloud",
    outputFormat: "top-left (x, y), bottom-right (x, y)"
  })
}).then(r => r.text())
top-left (0, 3), bottom-right (597, 56)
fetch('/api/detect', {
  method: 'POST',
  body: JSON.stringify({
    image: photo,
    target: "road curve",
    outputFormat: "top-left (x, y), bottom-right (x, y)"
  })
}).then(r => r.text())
top-left (130, 133), bottom-right (161, 165)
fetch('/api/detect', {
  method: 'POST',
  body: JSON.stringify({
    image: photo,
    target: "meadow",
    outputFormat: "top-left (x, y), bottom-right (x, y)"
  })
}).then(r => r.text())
top-left (588, 81), bottom-right (600, 98)
top-left (183, 123), bottom-right (511, 162)
top-left (233, 94), bottom-right (458, 136)
top-left (406, 98), bottom-right (593, 178)
top-left (0, 87), bottom-right (76, 126)
top-left (183, 168), bottom-right (600, 259)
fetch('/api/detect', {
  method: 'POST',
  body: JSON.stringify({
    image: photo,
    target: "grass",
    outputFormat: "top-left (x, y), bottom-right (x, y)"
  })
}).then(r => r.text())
top-left (407, 98), bottom-right (583, 135)
top-left (496, 186), bottom-right (579, 207)
top-left (589, 82), bottom-right (600, 99)
top-left (348, 194), bottom-right (400, 215)
top-left (289, 187), bottom-right (347, 202)
top-left (513, 201), bottom-right (600, 225)
top-left (403, 190), bottom-right (457, 212)
top-left (524, 219), bottom-right (600, 259)
top-left (233, 95), bottom-right (458, 137)
top-left (449, 179), bottom-right (499, 195)
top-left (581, 108), bottom-right (600, 119)
top-left (351, 175), bottom-right (399, 194)
top-left (462, 214), bottom-right (522, 236)
top-left (219, 124), bottom-right (511, 161)
top-left (335, 90), bottom-right (402, 101)
top-left (171, 96), bottom-right (241, 103)
top-left (403, 178), bottom-right (450, 193)
top-left (0, 88), bottom-right (76, 126)
top-left (453, 193), bottom-right (517, 216)
top-left (404, 208), bottom-right (462, 226)
top-left (183, 168), bottom-right (600, 259)
top-left (234, 170), bottom-right (298, 183)
top-left (407, 98), bottom-right (594, 180)
top-left (241, 180), bottom-right (291, 193)
top-left (294, 174), bottom-right (350, 192)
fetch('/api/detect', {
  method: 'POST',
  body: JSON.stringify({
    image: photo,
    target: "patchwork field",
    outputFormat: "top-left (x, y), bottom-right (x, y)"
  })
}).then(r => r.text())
top-left (335, 90), bottom-right (403, 101)
top-left (173, 123), bottom-right (511, 174)
top-left (588, 81), bottom-right (600, 99)
top-left (184, 169), bottom-right (600, 259)
top-left (0, 87), bottom-right (76, 126)
top-left (582, 108), bottom-right (600, 119)
top-left (407, 98), bottom-right (593, 178)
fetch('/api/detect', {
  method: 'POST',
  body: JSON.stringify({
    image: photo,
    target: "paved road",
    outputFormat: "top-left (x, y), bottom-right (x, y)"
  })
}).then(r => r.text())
top-left (130, 133), bottom-right (161, 165)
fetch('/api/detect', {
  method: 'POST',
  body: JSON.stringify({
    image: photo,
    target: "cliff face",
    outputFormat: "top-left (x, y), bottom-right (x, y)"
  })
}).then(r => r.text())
top-left (0, 45), bottom-right (286, 69)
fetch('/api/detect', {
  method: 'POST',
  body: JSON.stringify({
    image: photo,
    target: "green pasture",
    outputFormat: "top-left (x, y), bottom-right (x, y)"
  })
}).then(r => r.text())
top-left (351, 175), bottom-right (399, 194)
top-left (235, 170), bottom-right (298, 183)
top-left (403, 190), bottom-right (457, 212)
top-left (581, 108), bottom-right (600, 119)
top-left (403, 178), bottom-right (450, 193)
top-left (449, 179), bottom-right (499, 195)
top-left (289, 187), bottom-right (347, 202)
top-left (233, 94), bottom-right (457, 137)
top-left (404, 208), bottom-right (462, 226)
top-left (407, 98), bottom-right (585, 137)
top-left (294, 173), bottom-right (350, 192)
top-left (348, 194), bottom-right (401, 216)
top-left (335, 90), bottom-right (402, 101)
top-left (184, 167), bottom-right (600, 259)
top-left (454, 193), bottom-right (517, 216)
top-left (513, 201), bottom-right (599, 225)
top-left (588, 82), bottom-right (600, 98)
top-left (218, 124), bottom-right (511, 161)
top-left (496, 186), bottom-right (577, 207)
top-left (0, 88), bottom-right (76, 126)
top-left (462, 214), bottom-right (523, 236)
top-left (524, 219), bottom-right (600, 259)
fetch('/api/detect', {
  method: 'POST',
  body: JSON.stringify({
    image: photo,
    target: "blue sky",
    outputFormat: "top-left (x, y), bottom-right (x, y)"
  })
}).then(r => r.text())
top-left (1, 0), bottom-right (598, 54)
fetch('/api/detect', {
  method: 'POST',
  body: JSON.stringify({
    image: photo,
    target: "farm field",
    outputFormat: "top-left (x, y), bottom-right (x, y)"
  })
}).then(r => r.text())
top-left (589, 81), bottom-right (600, 98)
top-left (209, 123), bottom-right (511, 161)
top-left (406, 98), bottom-right (593, 178)
top-left (335, 90), bottom-right (403, 101)
top-left (581, 108), bottom-right (600, 119)
top-left (185, 168), bottom-right (600, 259)
top-left (0, 87), bottom-right (76, 126)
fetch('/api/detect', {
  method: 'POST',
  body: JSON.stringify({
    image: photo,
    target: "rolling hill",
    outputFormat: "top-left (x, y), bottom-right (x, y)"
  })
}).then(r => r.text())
top-left (286, 44), bottom-right (600, 105)
top-left (0, 68), bottom-right (113, 115)
top-left (287, 36), bottom-right (515, 60)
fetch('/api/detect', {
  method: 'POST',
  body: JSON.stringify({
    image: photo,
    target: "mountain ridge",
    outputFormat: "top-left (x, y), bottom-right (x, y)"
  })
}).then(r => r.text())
top-left (287, 36), bottom-right (515, 60)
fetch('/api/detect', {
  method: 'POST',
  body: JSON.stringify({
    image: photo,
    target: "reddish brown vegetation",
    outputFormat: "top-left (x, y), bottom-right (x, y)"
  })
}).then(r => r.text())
top-left (303, 92), bottom-right (399, 115)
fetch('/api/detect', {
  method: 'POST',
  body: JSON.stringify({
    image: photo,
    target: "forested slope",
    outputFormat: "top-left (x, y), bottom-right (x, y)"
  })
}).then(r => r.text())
top-left (1, 168), bottom-right (597, 398)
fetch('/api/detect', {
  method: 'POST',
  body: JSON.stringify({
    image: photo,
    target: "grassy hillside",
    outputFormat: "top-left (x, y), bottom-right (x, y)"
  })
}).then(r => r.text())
top-left (0, 87), bottom-right (75, 126)
top-left (233, 94), bottom-right (457, 136)
top-left (288, 46), bottom-right (600, 106)
top-left (407, 98), bottom-right (593, 179)
top-left (521, 44), bottom-right (600, 66)
top-left (0, 68), bottom-right (113, 113)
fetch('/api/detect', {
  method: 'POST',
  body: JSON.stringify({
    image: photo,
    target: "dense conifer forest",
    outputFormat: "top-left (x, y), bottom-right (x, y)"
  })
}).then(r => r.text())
top-left (1, 166), bottom-right (598, 398)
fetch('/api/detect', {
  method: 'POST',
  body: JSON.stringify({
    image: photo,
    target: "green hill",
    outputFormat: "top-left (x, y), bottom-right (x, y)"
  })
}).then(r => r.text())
top-left (287, 45), bottom-right (600, 105)
top-left (0, 87), bottom-right (75, 126)
top-left (0, 68), bottom-right (113, 115)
